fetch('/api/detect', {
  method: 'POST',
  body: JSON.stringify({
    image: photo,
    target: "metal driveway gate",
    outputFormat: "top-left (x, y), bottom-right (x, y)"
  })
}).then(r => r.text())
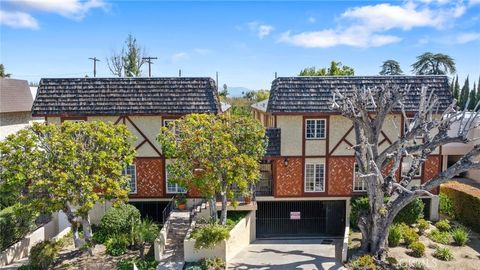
top-left (256, 200), bottom-right (346, 238)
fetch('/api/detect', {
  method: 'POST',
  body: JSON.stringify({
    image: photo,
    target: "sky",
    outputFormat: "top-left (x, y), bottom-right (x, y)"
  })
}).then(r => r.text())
top-left (1, 0), bottom-right (479, 91)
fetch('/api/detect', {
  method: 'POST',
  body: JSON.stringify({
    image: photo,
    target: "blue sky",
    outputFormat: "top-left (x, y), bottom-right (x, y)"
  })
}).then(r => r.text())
top-left (1, 0), bottom-right (479, 91)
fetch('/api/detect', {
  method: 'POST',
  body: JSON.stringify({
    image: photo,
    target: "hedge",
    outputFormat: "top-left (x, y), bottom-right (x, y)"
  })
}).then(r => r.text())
top-left (0, 204), bottom-right (36, 250)
top-left (440, 182), bottom-right (480, 232)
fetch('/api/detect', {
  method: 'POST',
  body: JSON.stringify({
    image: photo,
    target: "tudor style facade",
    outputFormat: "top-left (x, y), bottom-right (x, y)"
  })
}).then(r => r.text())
top-left (31, 77), bottom-right (221, 220)
top-left (253, 76), bottom-right (450, 238)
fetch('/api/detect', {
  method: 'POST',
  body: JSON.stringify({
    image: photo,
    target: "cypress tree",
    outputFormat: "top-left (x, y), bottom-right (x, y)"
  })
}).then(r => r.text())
top-left (450, 76), bottom-right (455, 93)
top-left (453, 75), bottom-right (460, 105)
top-left (459, 76), bottom-right (470, 110)
top-left (476, 76), bottom-right (480, 107)
top-left (469, 84), bottom-right (477, 110)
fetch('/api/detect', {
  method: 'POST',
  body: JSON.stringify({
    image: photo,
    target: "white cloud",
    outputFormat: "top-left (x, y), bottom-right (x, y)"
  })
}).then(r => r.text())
top-left (279, 0), bottom-right (472, 49)
top-left (0, 9), bottom-right (38, 29)
top-left (308, 16), bottom-right (316, 23)
top-left (171, 52), bottom-right (189, 63)
top-left (455, 32), bottom-right (480, 43)
top-left (193, 48), bottom-right (212, 55)
top-left (279, 27), bottom-right (401, 48)
top-left (10, 0), bottom-right (107, 20)
top-left (247, 21), bottom-right (274, 39)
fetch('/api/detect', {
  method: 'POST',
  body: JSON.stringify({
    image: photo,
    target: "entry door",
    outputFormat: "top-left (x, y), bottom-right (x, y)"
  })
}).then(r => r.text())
top-left (256, 200), bottom-right (345, 238)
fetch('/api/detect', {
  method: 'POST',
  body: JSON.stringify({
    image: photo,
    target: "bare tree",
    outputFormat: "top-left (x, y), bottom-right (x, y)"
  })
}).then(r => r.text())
top-left (331, 84), bottom-right (480, 258)
top-left (106, 48), bottom-right (124, 77)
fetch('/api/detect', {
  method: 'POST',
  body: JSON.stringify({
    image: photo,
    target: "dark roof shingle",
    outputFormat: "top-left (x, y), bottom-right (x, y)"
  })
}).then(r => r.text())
top-left (267, 76), bottom-right (453, 113)
top-left (265, 128), bottom-right (280, 156)
top-left (32, 77), bottom-right (221, 116)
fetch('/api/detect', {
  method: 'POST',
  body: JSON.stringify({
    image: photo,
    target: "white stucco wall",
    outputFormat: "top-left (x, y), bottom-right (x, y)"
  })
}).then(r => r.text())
top-left (277, 115), bottom-right (302, 156)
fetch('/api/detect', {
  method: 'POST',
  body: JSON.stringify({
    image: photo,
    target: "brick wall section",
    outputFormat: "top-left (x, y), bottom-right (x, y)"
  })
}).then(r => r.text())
top-left (328, 157), bottom-right (354, 195)
top-left (130, 158), bottom-right (164, 198)
top-left (423, 155), bottom-right (441, 194)
top-left (274, 158), bottom-right (303, 196)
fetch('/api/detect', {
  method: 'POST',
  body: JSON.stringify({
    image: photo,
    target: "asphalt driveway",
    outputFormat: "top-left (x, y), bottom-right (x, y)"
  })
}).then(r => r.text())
top-left (228, 239), bottom-right (345, 270)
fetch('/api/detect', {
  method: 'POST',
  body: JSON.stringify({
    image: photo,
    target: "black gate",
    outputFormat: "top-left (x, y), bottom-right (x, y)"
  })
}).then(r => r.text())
top-left (256, 200), bottom-right (346, 238)
top-left (129, 201), bottom-right (169, 224)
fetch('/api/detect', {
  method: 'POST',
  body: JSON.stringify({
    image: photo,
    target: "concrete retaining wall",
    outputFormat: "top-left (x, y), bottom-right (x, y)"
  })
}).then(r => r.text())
top-left (184, 211), bottom-right (255, 263)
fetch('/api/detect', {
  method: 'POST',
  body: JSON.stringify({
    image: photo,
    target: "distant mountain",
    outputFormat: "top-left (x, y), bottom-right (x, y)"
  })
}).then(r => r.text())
top-left (227, 86), bottom-right (252, 97)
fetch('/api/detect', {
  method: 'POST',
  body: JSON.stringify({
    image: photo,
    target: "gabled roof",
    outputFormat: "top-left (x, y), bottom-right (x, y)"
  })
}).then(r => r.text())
top-left (251, 99), bottom-right (268, 112)
top-left (0, 79), bottom-right (33, 113)
top-left (267, 76), bottom-right (453, 113)
top-left (32, 77), bottom-right (221, 116)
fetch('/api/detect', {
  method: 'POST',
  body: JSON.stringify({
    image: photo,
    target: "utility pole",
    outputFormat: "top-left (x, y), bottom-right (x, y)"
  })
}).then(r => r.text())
top-left (88, 57), bottom-right (100, 77)
top-left (142, 57), bottom-right (158, 77)
top-left (179, 69), bottom-right (182, 77)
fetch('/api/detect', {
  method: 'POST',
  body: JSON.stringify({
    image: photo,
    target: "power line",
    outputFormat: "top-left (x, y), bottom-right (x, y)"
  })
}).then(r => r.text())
top-left (142, 57), bottom-right (158, 77)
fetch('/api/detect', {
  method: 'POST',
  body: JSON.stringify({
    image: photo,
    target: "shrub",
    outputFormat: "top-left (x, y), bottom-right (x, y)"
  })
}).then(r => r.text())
top-left (184, 262), bottom-right (203, 270)
top-left (416, 218), bottom-right (429, 235)
top-left (408, 241), bottom-right (425, 257)
top-left (200, 257), bottom-right (226, 270)
top-left (394, 198), bottom-right (424, 225)
top-left (451, 227), bottom-right (469, 246)
top-left (105, 234), bottom-right (129, 256)
top-left (441, 183), bottom-right (480, 232)
top-left (397, 262), bottom-right (409, 270)
top-left (351, 255), bottom-right (376, 270)
top-left (350, 197), bottom-right (369, 229)
top-left (130, 219), bottom-right (159, 259)
top-left (0, 204), bottom-right (36, 250)
top-left (388, 224), bottom-right (402, 247)
top-left (412, 262), bottom-right (426, 270)
top-left (400, 224), bottom-right (419, 245)
top-left (29, 240), bottom-right (60, 270)
top-left (435, 219), bottom-right (451, 231)
top-left (117, 257), bottom-right (158, 270)
top-left (190, 223), bottom-right (230, 250)
top-left (433, 246), bottom-right (454, 261)
top-left (385, 256), bottom-right (397, 265)
top-left (428, 229), bottom-right (451, 244)
top-left (17, 265), bottom-right (38, 270)
top-left (439, 192), bottom-right (455, 218)
top-left (99, 204), bottom-right (140, 237)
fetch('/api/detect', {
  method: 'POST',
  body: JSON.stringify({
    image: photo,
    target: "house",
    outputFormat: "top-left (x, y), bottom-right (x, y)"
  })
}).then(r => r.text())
top-left (251, 99), bottom-right (274, 127)
top-left (0, 78), bottom-right (42, 140)
top-left (253, 76), bottom-right (451, 238)
top-left (31, 77), bottom-right (221, 222)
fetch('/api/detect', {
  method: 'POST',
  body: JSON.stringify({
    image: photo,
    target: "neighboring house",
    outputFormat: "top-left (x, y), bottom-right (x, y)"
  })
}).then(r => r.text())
top-left (254, 76), bottom-right (451, 238)
top-left (0, 78), bottom-right (42, 140)
top-left (31, 77), bottom-right (221, 221)
top-left (442, 112), bottom-right (480, 183)
top-left (251, 99), bottom-right (274, 127)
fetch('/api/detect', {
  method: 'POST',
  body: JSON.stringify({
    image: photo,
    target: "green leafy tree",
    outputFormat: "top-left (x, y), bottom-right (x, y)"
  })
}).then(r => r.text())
top-left (219, 84), bottom-right (229, 99)
top-left (469, 82), bottom-right (477, 110)
top-left (158, 114), bottom-right (267, 225)
top-left (0, 64), bottom-right (11, 78)
top-left (411, 52), bottom-right (456, 75)
top-left (0, 122), bottom-right (136, 250)
top-left (243, 89), bottom-right (270, 102)
top-left (299, 61), bottom-right (354, 76)
top-left (123, 34), bottom-right (145, 77)
top-left (460, 76), bottom-right (470, 110)
top-left (379, 60), bottom-right (403, 75)
top-left (452, 75), bottom-right (460, 103)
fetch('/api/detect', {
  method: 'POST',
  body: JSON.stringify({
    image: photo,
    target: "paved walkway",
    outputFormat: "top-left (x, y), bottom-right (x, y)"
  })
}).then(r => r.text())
top-left (228, 239), bottom-right (345, 270)
top-left (156, 211), bottom-right (191, 270)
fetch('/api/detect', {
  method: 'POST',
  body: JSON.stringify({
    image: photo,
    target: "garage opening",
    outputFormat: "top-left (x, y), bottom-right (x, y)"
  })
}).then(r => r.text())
top-left (129, 201), bottom-right (169, 224)
top-left (256, 200), bottom-right (346, 238)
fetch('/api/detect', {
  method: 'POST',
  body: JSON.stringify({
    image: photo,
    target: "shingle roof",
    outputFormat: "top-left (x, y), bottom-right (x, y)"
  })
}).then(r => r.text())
top-left (267, 76), bottom-right (453, 113)
top-left (32, 77), bottom-right (221, 116)
top-left (265, 128), bottom-right (280, 156)
top-left (0, 79), bottom-right (33, 113)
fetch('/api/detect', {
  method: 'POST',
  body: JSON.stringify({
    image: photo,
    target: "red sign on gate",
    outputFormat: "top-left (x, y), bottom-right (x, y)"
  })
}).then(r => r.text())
top-left (290, 211), bottom-right (301, 220)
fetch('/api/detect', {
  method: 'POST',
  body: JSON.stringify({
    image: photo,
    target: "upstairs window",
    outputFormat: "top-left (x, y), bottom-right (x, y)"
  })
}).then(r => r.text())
top-left (123, 165), bottom-right (137, 194)
top-left (166, 167), bottom-right (187, 194)
top-left (306, 119), bottom-right (326, 139)
top-left (353, 163), bottom-right (367, 192)
top-left (305, 163), bottom-right (325, 192)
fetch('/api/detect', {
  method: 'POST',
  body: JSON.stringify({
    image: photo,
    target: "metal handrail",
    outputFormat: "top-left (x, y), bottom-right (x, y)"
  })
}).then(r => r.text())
top-left (162, 194), bottom-right (176, 225)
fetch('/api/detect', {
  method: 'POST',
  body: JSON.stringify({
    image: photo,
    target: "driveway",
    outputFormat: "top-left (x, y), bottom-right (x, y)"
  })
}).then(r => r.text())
top-left (228, 239), bottom-right (345, 270)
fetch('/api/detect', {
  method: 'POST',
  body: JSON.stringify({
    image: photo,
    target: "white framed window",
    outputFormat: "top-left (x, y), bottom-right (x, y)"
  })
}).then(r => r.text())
top-left (123, 165), bottom-right (137, 194)
top-left (401, 156), bottom-right (422, 178)
top-left (353, 163), bottom-right (367, 192)
top-left (166, 166), bottom-right (187, 194)
top-left (304, 163), bottom-right (325, 192)
top-left (305, 119), bottom-right (326, 139)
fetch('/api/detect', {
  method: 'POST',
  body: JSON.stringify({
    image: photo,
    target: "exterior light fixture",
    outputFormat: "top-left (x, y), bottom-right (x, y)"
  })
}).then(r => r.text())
top-left (284, 158), bottom-right (289, 167)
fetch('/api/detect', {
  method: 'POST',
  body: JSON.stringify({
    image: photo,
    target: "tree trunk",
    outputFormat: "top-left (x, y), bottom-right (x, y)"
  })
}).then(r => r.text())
top-left (358, 211), bottom-right (390, 259)
top-left (209, 197), bottom-right (217, 223)
top-left (219, 182), bottom-right (228, 225)
top-left (81, 214), bottom-right (94, 255)
top-left (63, 205), bottom-right (82, 248)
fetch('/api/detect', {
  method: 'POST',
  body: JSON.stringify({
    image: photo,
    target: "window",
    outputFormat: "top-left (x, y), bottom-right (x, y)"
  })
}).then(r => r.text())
top-left (123, 165), bottom-right (136, 194)
top-left (166, 167), bottom-right (187, 194)
top-left (306, 119), bottom-right (326, 139)
top-left (353, 163), bottom-right (367, 192)
top-left (305, 163), bottom-right (325, 192)
top-left (401, 156), bottom-right (422, 178)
